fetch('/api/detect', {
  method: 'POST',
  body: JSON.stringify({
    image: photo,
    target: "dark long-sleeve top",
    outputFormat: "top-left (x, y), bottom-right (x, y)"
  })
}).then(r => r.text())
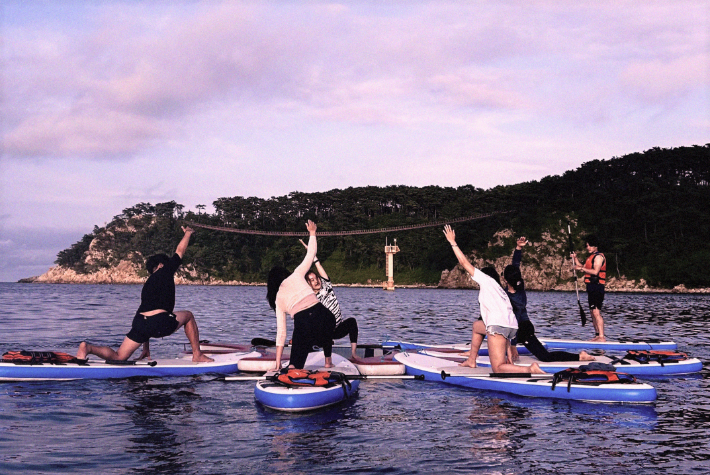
top-left (505, 249), bottom-right (530, 324)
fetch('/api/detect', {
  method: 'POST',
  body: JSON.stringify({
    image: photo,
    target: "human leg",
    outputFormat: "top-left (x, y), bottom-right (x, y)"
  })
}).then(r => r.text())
top-left (459, 319), bottom-right (486, 368)
top-left (77, 337), bottom-right (142, 361)
top-left (333, 318), bottom-right (358, 358)
top-left (489, 333), bottom-right (545, 374)
top-left (174, 310), bottom-right (213, 362)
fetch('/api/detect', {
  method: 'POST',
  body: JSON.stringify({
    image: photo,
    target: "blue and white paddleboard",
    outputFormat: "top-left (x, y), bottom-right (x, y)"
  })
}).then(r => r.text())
top-left (395, 352), bottom-right (657, 403)
top-left (419, 349), bottom-right (702, 376)
top-left (0, 351), bottom-right (260, 381)
top-left (254, 352), bottom-right (360, 412)
top-left (384, 336), bottom-right (677, 354)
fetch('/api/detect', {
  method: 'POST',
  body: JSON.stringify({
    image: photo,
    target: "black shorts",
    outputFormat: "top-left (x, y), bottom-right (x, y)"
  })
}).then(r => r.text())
top-left (126, 311), bottom-right (179, 344)
top-left (587, 285), bottom-right (605, 311)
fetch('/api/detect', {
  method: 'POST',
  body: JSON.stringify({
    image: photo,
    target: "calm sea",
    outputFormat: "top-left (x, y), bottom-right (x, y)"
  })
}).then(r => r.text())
top-left (0, 283), bottom-right (708, 474)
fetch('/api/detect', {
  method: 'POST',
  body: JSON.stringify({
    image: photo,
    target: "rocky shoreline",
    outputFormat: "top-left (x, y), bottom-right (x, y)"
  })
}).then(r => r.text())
top-left (19, 264), bottom-right (709, 293)
top-left (21, 227), bottom-right (709, 293)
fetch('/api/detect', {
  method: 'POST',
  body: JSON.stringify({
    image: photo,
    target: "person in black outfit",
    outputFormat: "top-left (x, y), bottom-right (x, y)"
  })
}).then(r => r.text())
top-left (505, 236), bottom-right (594, 363)
top-left (77, 226), bottom-right (213, 362)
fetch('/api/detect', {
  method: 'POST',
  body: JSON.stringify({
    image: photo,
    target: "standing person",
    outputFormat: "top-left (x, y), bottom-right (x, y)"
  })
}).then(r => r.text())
top-left (443, 225), bottom-right (544, 374)
top-left (77, 226), bottom-right (213, 363)
top-left (505, 237), bottom-right (594, 362)
top-left (571, 234), bottom-right (607, 342)
top-left (266, 220), bottom-right (336, 370)
top-left (300, 240), bottom-right (359, 361)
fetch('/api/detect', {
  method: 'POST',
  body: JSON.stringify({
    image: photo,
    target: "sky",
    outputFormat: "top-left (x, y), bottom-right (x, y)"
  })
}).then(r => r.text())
top-left (1, 1), bottom-right (708, 282)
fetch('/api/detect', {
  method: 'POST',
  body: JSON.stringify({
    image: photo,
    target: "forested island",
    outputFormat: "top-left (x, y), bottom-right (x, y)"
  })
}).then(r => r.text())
top-left (26, 145), bottom-right (710, 291)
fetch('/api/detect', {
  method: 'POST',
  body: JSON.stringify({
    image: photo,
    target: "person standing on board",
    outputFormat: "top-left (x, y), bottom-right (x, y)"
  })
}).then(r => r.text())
top-left (571, 234), bottom-right (607, 342)
top-left (443, 225), bottom-right (544, 374)
top-left (300, 239), bottom-right (359, 362)
top-left (505, 236), bottom-right (594, 362)
top-left (266, 220), bottom-right (337, 370)
top-left (77, 226), bottom-right (213, 363)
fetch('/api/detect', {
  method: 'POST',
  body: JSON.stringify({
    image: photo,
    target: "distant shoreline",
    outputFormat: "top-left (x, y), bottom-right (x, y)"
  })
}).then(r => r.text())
top-left (14, 279), bottom-right (710, 293)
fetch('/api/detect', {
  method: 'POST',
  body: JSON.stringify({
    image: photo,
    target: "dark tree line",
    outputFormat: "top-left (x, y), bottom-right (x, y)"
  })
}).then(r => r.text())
top-left (55, 145), bottom-right (710, 287)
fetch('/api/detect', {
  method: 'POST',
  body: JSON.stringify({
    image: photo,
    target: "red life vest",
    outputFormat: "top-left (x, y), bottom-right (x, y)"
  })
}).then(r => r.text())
top-left (583, 252), bottom-right (606, 285)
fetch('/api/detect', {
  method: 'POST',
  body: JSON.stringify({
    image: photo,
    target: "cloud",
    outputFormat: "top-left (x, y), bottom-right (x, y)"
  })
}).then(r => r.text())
top-left (3, 1), bottom-right (708, 161)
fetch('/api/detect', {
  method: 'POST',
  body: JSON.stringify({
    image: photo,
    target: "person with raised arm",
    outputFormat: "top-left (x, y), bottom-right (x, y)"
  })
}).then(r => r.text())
top-left (443, 225), bottom-right (544, 374)
top-left (266, 220), bottom-right (337, 370)
top-left (77, 226), bottom-right (213, 363)
top-left (505, 237), bottom-right (594, 362)
top-left (300, 239), bottom-right (359, 362)
top-left (571, 234), bottom-right (607, 341)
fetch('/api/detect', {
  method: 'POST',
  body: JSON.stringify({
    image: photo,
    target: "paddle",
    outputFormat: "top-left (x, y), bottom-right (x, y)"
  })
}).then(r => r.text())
top-left (106, 359), bottom-right (158, 366)
top-left (440, 370), bottom-right (534, 380)
top-left (567, 222), bottom-right (587, 326)
top-left (221, 373), bottom-right (424, 381)
top-left (251, 338), bottom-right (385, 350)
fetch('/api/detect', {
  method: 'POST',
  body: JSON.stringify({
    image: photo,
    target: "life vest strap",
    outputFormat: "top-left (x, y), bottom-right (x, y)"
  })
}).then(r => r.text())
top-left (551, 367), bottom-right (636, 392)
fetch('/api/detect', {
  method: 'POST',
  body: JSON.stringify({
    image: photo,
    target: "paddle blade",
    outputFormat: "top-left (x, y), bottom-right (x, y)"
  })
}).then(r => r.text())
top-left (578, 302), bottom-right (587, 326)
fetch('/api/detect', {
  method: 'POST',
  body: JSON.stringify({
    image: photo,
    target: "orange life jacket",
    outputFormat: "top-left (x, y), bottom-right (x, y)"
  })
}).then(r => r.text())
top-left (2, 350), bottom-right (81, 364)
top-left (583, 252), bottom-right (606, 285)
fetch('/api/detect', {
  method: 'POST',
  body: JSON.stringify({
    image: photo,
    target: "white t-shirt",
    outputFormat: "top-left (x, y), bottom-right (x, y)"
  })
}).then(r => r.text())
top-left (472, 268), bottom-right (518, 329)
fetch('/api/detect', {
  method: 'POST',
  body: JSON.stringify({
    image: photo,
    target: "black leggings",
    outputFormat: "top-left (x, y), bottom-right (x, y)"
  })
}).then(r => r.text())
top-left (333, 318), bottom-right (358, 343)
top-left (289, 303), bottom-right (336, 369)
top-left (517, 320), bottom-right (580, 362)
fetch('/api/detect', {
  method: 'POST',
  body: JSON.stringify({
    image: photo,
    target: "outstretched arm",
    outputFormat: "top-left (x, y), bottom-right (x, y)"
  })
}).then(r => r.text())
top-left (512, 236), bottom-right (527, 268)
top-left (443, 225), bottom-right (477, 276)
top-left (175, 226), bottom-right (194, 258)
top-left (300, 238), bottom-right (329, 280)
top-left (293, 220), bottom-right (317, 276)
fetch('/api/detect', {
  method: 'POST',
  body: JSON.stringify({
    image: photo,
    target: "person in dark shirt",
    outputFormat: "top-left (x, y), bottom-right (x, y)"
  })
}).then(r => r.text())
top-left (505, 236), bottom-right (594, 363)
top-left (77, 226), bottom-right (213, 363)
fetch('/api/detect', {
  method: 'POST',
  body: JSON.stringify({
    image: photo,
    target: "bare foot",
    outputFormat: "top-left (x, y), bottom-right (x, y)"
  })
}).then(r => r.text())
top-left (459, 358), bottom-right (477, 368)
top-left (324, 363), bottom-right (334, 368)
top-left (192, 352), bottom-right (214, 363)
top-left (77, 342), bottom-right (90, 359)
top-left (579, 350), bottom-right (595, 361)
top-left (459, 350), bottom-right (471, 357)
top-left (529, 363), bottom-right (546, 374)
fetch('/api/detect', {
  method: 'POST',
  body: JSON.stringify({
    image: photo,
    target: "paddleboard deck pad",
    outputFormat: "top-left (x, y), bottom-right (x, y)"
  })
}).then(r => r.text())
top-left (0, 350), bottom-right (260, 381)
top-left (395, 352), bottom-right (656, 403)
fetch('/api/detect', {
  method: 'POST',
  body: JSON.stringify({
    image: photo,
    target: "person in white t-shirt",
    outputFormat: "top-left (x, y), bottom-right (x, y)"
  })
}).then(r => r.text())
top-left (443, 225), bottom-right (544, 374)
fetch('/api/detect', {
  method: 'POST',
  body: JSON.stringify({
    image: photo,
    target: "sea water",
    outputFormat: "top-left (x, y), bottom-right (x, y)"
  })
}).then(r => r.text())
top-left (0, 283), bottom-right (708, 474)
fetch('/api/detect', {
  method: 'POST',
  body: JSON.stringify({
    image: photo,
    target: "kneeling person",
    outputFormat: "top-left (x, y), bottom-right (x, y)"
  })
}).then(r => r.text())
top-left (77, 226), bottom-right (213, 363)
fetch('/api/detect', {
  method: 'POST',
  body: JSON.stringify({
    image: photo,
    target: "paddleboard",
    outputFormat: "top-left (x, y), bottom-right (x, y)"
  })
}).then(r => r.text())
top-left (0, 350), bottom-right (260, 381)
top-left (420, 349), bottom-right (703, 376)
top-left (395, 352), bottom-right (656, 403)
top-left (384, 336), bottom-right (677, 353)
top-left (254, 352), bottom-right (360, 412)
top-left (196, 341), bottom-right (404, 376)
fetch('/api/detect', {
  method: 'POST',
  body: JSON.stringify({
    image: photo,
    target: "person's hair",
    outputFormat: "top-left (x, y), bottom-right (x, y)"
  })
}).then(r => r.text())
top-left (586, 234), bottom-right (600, 248)
top-left (305, 270), bottom-right (318, 284)
top-left (146, 254), bottom-right (170, 275)
top-left (504, 265), bottom-right (523, 292)
top-left (266, 266), bottom-right (292, 310)
top-left (480, 266), bottom-right (502, 287)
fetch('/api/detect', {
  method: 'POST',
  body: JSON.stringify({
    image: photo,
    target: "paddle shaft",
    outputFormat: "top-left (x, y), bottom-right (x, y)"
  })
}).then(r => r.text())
top-left (567, 223), bottom-right (587, 326)
top-left (222, 373), bottom-right (424, 382)
top-left (251, 338), bottom-right (384, 350)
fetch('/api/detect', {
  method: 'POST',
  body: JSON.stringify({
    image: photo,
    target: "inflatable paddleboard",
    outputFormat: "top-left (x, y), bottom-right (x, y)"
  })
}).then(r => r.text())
top-left (254, 352), bottom-right (360, 412)
top-left (0, 350), bottom-right (260, 381)
top-left (395, 352), bottom-right (656, 403)
top-left (420, 349), bottom-right (703, 376)
top-left (196, 341), bottom-right (404, 376)
top-left (384, 336), bottom-right (677, 353)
